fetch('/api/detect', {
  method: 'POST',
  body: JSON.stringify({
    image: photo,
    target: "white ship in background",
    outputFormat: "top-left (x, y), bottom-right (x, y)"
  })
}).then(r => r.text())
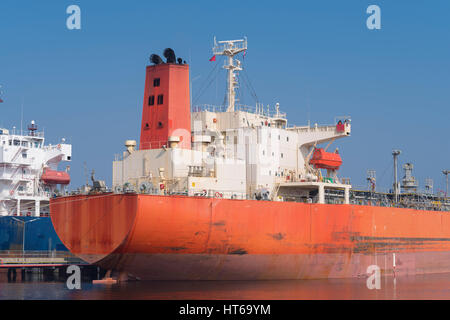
top-left (0, 120), bottom-right (72, 216)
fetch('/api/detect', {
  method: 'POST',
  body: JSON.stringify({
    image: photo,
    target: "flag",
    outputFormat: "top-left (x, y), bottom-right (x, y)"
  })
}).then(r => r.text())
top-left (209, 55), bottom-right (216, 62)
top-left (0, 98), bottom-right (3, 103)
top-left (243, 50), bottom-right (246, 59)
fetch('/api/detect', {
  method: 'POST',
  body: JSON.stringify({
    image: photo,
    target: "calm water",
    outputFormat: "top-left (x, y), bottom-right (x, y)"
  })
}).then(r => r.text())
top-left (1, 271), bottom-right (450, 300)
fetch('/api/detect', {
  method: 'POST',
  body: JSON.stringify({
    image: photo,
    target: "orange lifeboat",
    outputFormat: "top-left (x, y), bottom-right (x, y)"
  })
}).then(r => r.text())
top-left (309, 148), bottom-right (342, 170)
top-left (41, 169), bottom-right (70, 185)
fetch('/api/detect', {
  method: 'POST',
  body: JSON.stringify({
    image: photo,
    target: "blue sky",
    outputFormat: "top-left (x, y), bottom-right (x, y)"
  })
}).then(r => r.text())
top-left (0, 0), bottom-right (449, 192)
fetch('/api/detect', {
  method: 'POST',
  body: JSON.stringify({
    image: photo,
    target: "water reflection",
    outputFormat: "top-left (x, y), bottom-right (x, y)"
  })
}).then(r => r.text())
top-left (1, 271), bottom-right (449, 300)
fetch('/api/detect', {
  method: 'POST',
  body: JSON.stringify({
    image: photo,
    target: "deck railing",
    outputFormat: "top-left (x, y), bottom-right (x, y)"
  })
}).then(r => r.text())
top-left (192, 104), bottom-right (287, 119)
top-left (0, 250), bottom-right (87, 266)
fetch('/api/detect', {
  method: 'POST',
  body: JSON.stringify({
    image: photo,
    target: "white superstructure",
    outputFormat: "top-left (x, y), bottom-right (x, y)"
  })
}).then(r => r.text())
top-left (112, 38), bottom-right (352, 204)
top-left (0, 121), bottom-right (72, 216)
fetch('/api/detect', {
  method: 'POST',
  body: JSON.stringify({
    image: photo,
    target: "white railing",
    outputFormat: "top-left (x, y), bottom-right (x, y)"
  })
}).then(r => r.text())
top-left (288, 124), bottom-right (341, 133)
top-left (7, 130), bottom-right (45, 138)
top-left (139, 141), bottom-right (170, 149)
top-left (288, 125), bottom-right (331, 133)
top-left (192, 104), bottom-right (227, 113)
top-left (192, 104), bottom-right (287, 119)
top-left (0, 250), bottom-right (86, 265)
top-left (288, 117), bottom-right (351, 132)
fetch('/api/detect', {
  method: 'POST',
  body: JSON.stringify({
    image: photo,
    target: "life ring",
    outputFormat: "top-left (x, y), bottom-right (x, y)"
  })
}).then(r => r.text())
top-left (215, 192), bottom-right (223, 198)
top-left (57, 144), bottom-right (61, 149)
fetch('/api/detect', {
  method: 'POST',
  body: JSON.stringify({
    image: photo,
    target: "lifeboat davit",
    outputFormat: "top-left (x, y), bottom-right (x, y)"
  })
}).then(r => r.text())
top-left (309, 148), bottom-right (342, 170)
top-left (41, 169), bottom-right (70, 185)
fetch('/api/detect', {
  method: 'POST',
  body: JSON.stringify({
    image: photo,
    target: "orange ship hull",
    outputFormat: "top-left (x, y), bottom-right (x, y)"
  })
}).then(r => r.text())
top-left (50, 194), bottom-right (450, 280)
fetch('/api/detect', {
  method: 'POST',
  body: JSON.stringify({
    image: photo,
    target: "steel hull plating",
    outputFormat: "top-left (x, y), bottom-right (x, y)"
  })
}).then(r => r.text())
top-left (50, 194), bottom-right (450, 280)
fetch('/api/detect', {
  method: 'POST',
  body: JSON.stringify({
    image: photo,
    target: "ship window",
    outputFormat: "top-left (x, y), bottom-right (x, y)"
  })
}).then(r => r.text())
top-left (9, 140), bottom-right (12, 145)
top-left (281, 153), bottom-right (284, 158)
top-left (21, 141), bottom-right (28, 147)
top-left (262, 150), bottom-right (265, 155)
top-left (158, 121), bottom-right (163, 128)
top-left (13, 140), bottom-right (20, 146)
top-left (145, 123), bottom-right (150, 130)
top-left (18, 186), bottom-right (24, 191)
top-left (148, 95), bottom-right (155, 106)
top-left (157, 95), bottom-right (164, 105)
top-left (153, 78), bottom-right (160, 87)
top-left (278, 135), bottom-right (280, 140)
top-left (22, 153), bottom-right (27, 158)
top-left (34, 142), bottom-right (39, 148)
top-left (269, 170), bottom-right (271, 176)
top-left (287, 137), bottom-right (289, 142)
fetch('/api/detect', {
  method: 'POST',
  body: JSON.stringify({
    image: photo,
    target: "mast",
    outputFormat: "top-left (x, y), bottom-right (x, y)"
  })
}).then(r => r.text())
top-left (212, 37), bottom-right (247, 112)
top-left (392, 150), bottom-right (401, 203)
top-left (443, 170), bottom-right (449, 197)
